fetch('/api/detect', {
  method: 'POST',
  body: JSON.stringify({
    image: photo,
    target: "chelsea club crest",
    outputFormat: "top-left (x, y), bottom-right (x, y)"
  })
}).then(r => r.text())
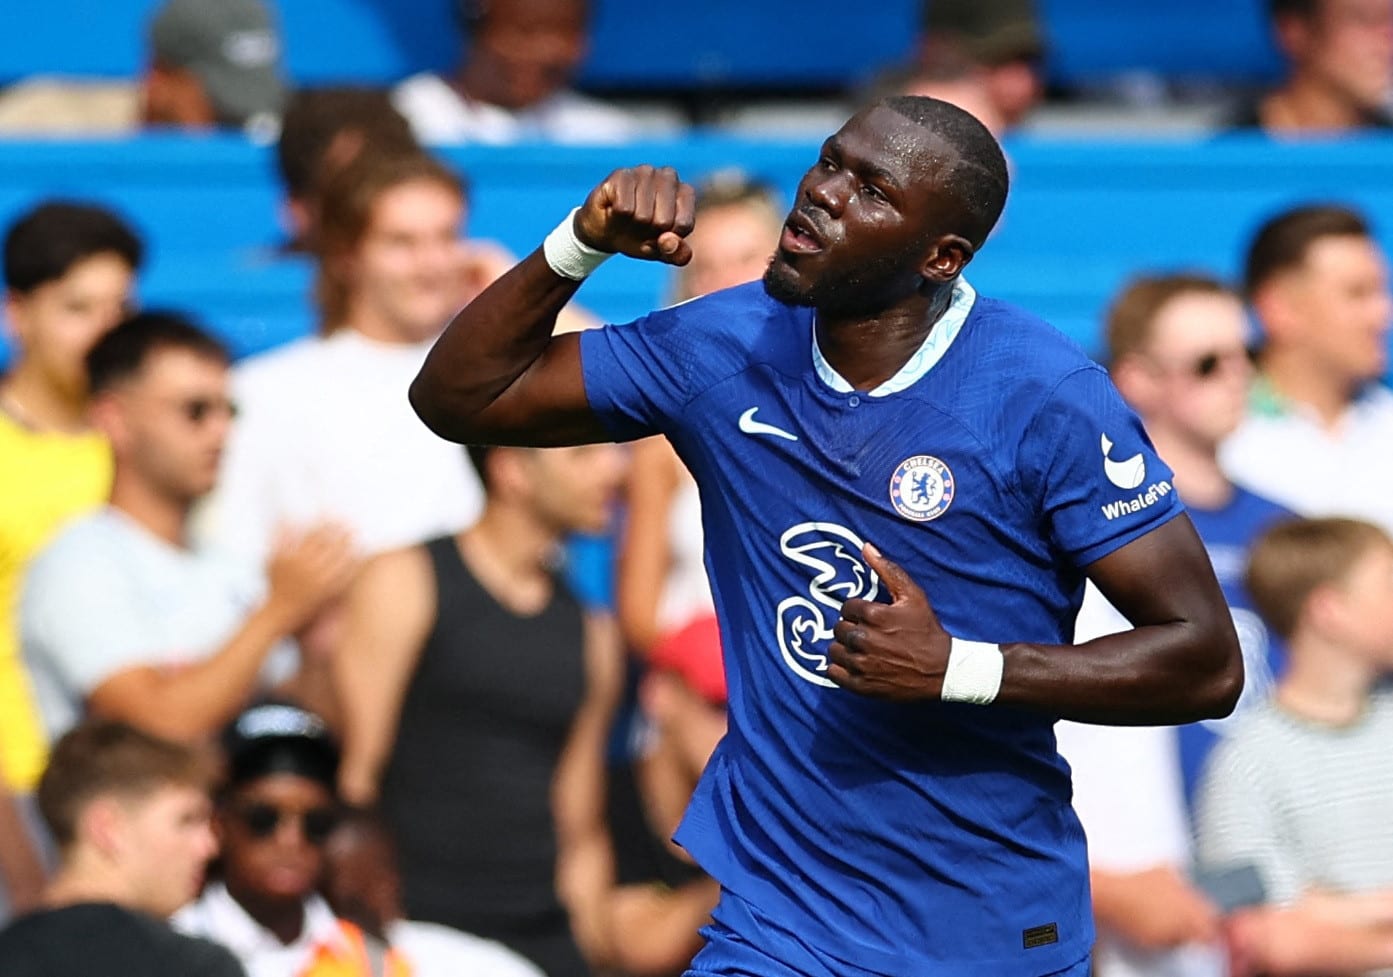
top-left (889, 455), bottom-right (954, 522)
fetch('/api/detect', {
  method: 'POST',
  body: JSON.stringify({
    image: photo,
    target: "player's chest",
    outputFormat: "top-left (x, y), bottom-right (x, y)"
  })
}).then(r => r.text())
top-left (682, 377), bottom-right (1010, 536)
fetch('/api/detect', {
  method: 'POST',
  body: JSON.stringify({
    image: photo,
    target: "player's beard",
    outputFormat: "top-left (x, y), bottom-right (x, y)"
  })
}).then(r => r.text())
top-left (763, 248), bottom-right (921, 318)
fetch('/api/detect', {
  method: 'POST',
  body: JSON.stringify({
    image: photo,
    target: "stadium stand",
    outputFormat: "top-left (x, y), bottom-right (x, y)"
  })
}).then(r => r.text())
top-left (0, 0), bottom-right (1282, 93)
top-left (2, 134), bottom-right (1392, 371)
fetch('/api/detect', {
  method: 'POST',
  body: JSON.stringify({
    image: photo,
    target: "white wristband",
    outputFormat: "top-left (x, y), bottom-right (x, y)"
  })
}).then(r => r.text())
top-left (941, 638), bottom-right (1004, 705)
top-left (543, 206), bottom-right (613, 281)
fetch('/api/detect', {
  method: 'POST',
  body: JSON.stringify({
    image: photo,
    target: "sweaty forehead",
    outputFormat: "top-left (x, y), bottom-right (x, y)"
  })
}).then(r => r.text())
top-left (834, 106), bottom-right (962, 188)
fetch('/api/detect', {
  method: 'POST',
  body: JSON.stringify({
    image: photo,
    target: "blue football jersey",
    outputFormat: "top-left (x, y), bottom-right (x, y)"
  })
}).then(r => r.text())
top-left (1178, 487), bottom-right (1291, 807)
top-left (579, 280), bottom-right (1183, 977)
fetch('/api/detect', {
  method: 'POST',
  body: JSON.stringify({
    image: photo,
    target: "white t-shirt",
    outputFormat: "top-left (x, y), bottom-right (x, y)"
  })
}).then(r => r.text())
top-left (175, 883), bottom-right (346, 977)
top-left (1220, 381), bottom-right (1393, 535)
top-left (1054, 586), bottom-right (1224, 977)
top-left (204, 330), bottom-right (484, 563)
top-left (655, 469), bottom-right (714, 634)
top-left (20, 508), bottom-right (289, 741)
top-left (388, 919), bottom-right (544, 977)
top-left (393, 72), bottom-right (642, 144)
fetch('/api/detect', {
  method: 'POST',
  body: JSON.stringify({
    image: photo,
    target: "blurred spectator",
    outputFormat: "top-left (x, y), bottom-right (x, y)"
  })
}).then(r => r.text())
top-left (206, 153), bottom-right (485, 567)
top-left (862, 41), bottom-right (1006, 137)
top-left (1056, 275), bottom-right (1293, 977)
top-left (1228, 0), bottom-right (1393, 134)
top-left (0, 0), bottom-right (286, 138)
top-left (175, 702), bottom-right (406, 977)
top-left (20, 313), bottom-right (355, 746)
top-left (275, 88), bottom-right (421, 254)
top-left (334, 443), bottom-right (626, 977)
top-left (1196, 516), bottom-right (1393, 976)
top-left (322, 807), bottom-right (545, 977)
top-left (0, 720), bottom-right (242, 977)
top-left (1, 202), bottom-right (142, 796)
top-left (1220, 204), bottom-right (1393, 532)
top-left (921, 0), bottom-right (1046, 129)
top-left (393, 0), bottom-right (642, 144)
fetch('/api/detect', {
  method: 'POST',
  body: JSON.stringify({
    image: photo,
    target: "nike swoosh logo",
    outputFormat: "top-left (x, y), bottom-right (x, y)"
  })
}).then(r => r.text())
top-left (738, 407), bottom-right (799, 442)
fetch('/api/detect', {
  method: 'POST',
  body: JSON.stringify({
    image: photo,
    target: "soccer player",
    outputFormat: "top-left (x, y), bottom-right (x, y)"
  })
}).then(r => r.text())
top-left (409, 96), bottom-right (1243, 976)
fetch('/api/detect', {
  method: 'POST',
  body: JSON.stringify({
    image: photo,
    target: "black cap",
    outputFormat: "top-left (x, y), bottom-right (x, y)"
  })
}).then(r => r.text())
top-left (223, 703), bottom-right (339, 792)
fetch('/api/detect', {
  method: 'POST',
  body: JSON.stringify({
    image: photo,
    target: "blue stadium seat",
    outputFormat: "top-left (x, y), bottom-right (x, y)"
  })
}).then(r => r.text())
top-left (0, 0), bottom-right (1284, 92)
top-left (3, 134), bottom-right (1393, 374)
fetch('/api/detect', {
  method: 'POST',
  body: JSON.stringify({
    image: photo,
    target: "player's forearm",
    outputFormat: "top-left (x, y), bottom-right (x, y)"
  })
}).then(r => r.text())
top-left (411, 248), bottom-right (582, 443)
top-left (996, 617), bottom-right (1242, 725)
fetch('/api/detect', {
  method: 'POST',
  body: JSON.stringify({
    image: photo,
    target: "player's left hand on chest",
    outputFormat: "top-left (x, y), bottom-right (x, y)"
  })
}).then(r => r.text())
top-left (828, 543), bottom-right (950, 701)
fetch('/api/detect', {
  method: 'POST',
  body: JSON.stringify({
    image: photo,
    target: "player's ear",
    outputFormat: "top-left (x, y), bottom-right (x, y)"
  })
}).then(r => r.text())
top-left (920, 235), bottom-right (973, 286)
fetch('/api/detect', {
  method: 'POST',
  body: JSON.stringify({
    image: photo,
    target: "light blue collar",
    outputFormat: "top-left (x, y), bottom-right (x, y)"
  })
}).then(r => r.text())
top-left (811, 278), bottom-right (977, 397)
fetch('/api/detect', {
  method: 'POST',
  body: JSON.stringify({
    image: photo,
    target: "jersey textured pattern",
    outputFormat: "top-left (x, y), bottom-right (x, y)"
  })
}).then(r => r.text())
top-left (579, 281), bottom-right (1182, 976)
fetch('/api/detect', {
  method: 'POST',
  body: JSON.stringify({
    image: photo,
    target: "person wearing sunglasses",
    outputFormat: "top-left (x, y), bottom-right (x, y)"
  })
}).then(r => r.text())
top-left (176, 702), bottom-right (409, 977)
top-left (1055, 274), bottom-right (1293, 977)
top-left (19, 313), bottom-right (357, 753)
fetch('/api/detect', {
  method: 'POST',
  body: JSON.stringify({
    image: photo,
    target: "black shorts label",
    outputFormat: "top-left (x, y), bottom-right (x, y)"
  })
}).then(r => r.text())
top-left (1022, 923), bottom-right (1059, 949)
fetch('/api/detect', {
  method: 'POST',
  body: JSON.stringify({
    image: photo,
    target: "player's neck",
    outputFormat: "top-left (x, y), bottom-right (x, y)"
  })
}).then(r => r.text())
top-left (1145, 425), bottom-right (1231, 510)
top-left (0, 367), bottom-right (89, 433)
top-left (225, 881), bottom-right (306, 945)
top-left (1259, 347), bottom-right (1358, 430)
top-left (108, 469), bottom-right (193, 549)
top-left (457, 506), bottom-right (558, 615)
top-left (814, 287), bottom-right (953, 392)
top-left (1278, 636), bottom-right (1376, 727)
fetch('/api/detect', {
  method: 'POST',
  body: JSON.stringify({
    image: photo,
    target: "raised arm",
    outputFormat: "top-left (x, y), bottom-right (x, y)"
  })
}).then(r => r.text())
top-left (410, 166), bottom-right (696, 448)
top-left (828, 515), bottom-right (1243, 725)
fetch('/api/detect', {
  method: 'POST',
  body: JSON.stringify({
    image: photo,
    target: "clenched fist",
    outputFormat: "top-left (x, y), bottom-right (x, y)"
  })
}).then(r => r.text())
top-left (574, 165), bottom-right (697, 267)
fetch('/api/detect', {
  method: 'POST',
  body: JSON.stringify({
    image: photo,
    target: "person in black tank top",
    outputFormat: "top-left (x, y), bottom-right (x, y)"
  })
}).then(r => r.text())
top-left (335, 443), bottom-right (627, 977)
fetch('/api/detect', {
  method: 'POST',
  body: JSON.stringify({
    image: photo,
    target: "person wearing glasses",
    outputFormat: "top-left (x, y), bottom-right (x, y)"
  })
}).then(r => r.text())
top-left (176, 702), bottom-right (409, 977)
top-left (1055, 274), bottom-right (1291, 977)
top-left (19, 313), bottom-right (356, 749)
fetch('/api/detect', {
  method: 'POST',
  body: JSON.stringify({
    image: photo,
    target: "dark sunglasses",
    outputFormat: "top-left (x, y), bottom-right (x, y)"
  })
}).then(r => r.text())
top-left (176, 397), bottom-right (239, 424)
top-left (234, 802), bottom-right (338, 845)
top-left (1187, 346), bottom-right (1259, 380)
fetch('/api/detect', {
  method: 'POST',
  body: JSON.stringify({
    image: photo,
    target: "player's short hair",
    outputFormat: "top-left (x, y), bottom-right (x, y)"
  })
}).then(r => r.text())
top-left (277, 87), bottom-right (420, 202)
top-left (458, 0), bottom-right (590, 31)
top-left (86, 310), bottom-right (229, 396)
top-left (1246, 516), bottom-right (1392, 640)
top-left (1104, 274), bottom-right (1233, 365)
top-left (877, 95), bottom-right (1010, 250)
top-left (4, 201), bottom-right (143, 294)
top-left (1243, 204), bottom-right (1370, 298)
top-left (38, 720), bottom-right (214, 849)
top-left (313, 151), bottom-right (468, 334)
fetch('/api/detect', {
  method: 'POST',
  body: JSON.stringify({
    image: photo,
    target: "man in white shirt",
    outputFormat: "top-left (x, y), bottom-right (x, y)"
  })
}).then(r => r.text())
top-left (393, 0), bottom-right (644, 144)
top-left (207, 152), bottom-right (489, 565)
top-left (22, 312), bottom-right (354, 744)
top-left (1221, 204), bottom-right (1393, 533)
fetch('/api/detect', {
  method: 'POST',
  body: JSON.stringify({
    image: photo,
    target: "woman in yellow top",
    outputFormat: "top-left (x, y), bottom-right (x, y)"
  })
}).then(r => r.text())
top-left (0, 201), bottom-right (141, 911)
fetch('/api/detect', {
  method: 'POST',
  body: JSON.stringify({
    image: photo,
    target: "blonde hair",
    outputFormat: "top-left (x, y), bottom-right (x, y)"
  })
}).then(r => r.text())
top-left (1245, 516), bottom-right (1392, 640)
top-left (312, 151), bottom-right (465, 334)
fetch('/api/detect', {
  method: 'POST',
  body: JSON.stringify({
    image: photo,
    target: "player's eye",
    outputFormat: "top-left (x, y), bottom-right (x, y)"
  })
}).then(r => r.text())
top-left (861, 184), bottom-right (886, 202)
top-left (818, 156), bottom-right (837, 172)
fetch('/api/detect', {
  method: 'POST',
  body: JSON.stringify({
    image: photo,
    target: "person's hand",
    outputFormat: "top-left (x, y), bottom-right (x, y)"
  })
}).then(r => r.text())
top-left (455, 238), bottom-right (518, 307)
top-left (574, 165), bottom-right (696, 266)
top-left (1098, 867), bottom-right (1222, 951)
top-left (827, 543), bottom-right (951, 701)
top-left (264, 524), bottom-right (359, 633)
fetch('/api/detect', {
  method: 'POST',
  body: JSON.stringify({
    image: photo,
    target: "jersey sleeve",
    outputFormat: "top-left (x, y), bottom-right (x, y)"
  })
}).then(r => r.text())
top-left (1017, 366), bottom-right (1182, 567)
top-left (578, 302), bottom-right (706, 442)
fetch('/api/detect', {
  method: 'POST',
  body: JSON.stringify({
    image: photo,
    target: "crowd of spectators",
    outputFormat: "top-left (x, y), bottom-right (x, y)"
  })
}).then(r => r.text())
top-left (2, 0), bottom-right (1393, 976)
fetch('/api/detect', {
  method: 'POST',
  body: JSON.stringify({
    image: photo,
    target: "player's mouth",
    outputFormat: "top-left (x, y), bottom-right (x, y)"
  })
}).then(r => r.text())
top-left (780, 212), bottom-right (825, 255)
